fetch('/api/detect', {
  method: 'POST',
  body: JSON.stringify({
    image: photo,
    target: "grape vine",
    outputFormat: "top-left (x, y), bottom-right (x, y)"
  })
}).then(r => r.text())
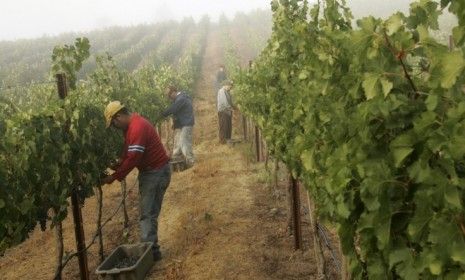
top-left (235, 0), bottom-right (465, 278)
top-left (0, 22), bottom-right (206, 256)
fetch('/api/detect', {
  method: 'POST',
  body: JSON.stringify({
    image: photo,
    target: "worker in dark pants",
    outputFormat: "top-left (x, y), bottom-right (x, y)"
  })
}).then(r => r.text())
top-left (217, 80), bottom-right (235, 144)
top-left (101, 101), bottom-right (170, 261)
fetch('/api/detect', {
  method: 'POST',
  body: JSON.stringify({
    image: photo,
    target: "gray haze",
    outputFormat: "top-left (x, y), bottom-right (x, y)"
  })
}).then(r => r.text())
top-left (0, 0), bottom-right (270, 41)
top-left (0, 0), bottom-right (455, 41)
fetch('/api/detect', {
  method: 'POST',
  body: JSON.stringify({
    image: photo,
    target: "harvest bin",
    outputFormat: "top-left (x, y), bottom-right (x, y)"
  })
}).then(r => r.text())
top-left (96, 242), bottom-right (154, 280)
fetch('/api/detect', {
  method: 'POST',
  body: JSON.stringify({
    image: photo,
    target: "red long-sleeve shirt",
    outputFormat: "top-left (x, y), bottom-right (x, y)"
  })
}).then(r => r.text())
top-left (111, 113), bottom-right (169, 182)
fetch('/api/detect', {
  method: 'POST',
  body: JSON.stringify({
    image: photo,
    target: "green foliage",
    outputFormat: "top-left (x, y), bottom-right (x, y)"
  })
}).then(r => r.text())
top-left (52, 37), bottom-right (90, 89)
top-left (235, 0), bottom-right (465, 278)
top-left (442, 0), bottom-right (465, 45)
top-left (0, 18), bottom-right (210, 87)
top-left (0, 27), bottom-right (205, 252)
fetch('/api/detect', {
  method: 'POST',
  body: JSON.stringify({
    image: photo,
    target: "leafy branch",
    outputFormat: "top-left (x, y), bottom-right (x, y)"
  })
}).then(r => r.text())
top-left (382, 30), bottom-right (419, 99)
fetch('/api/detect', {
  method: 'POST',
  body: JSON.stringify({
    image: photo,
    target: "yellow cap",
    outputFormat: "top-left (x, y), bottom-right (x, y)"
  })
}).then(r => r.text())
top-left (104, 101), bottom-right (125, 128)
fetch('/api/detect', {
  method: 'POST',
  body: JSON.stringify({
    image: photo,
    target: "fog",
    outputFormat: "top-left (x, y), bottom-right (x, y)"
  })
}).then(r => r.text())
top-left (1, 0), bottom-right (456, 41)
top-left (0, 0), bottom-right (270, 41)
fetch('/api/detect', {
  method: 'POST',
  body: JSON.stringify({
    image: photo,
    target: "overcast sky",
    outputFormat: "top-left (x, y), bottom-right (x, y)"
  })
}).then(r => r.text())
top-left (0, 0), bottom-right (271, 41)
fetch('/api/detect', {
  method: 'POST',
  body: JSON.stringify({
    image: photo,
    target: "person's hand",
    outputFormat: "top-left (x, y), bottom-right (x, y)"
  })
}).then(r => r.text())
top-left (109, 159), bottom-right (122, 171)
top-left (101, 175), bottom-right (115, 185)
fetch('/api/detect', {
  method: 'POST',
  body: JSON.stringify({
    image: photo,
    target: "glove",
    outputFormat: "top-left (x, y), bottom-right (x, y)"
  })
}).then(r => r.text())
top-left (109, 159), bottom-right (122, 171)
top-left (101, 174), bottom-right (116, 185)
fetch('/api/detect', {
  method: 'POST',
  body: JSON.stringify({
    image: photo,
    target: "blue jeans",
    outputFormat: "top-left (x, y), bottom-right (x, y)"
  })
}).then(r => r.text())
top-left (138, 163), bottom-right (171, 253)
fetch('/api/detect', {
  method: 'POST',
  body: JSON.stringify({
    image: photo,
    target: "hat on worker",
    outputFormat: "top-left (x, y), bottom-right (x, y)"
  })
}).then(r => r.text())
top-left (104, 101), bottom-right (125, 128)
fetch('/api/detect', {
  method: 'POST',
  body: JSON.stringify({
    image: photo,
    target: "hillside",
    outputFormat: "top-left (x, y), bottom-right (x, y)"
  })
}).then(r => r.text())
top-left (0, 10), bottom-right (271, 88)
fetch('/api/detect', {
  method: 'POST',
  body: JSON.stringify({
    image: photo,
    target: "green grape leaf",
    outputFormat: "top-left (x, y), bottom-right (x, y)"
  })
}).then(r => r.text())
top-left (451, 242), bottom-right (465, 264)
top-left (425, 94), bottom-right (438, 111)
top-left (429, 260), bottom-right (442, 276)
top-left (362, 73), bottom-right (380, 100)
top-left (392, 147), bottom-right (414, 168)
top-left (444, 185), bottom-right (462, 209)
top-left (441, 50), bottom-right (465, 89)
top-left (386, 13), bottom-right (403, 35)
top-left (299, 70), bottom-right (309, 80)
top-left (380, 78), bottom-right (393, 97)
top-left (301, 149), bottom-right (316, 172)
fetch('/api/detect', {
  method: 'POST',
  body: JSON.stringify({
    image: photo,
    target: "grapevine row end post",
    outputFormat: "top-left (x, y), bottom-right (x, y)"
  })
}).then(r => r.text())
top-left (255, 125), bottom-right (260, 162)
top-left (56, 73), bottom-right (90, 280)
top-left (290, 174), bottom-right (303, 250)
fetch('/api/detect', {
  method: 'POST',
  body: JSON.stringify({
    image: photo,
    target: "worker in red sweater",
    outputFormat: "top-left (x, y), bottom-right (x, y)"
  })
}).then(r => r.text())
top-left (101, 101), bottom-right (170, 261)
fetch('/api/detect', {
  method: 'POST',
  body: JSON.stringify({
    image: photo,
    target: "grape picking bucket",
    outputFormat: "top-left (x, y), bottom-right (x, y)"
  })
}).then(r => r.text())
top-left (95, 242), bottom-right (154, 280)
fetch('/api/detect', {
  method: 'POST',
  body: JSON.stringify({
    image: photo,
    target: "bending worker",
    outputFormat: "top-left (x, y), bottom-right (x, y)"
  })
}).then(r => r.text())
top-left (101, 101), bottom-right (170, 261)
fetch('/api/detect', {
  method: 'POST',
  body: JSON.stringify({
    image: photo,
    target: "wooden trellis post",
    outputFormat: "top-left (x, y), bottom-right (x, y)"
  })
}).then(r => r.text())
top-left (56, 73), bottom-right (90, 280)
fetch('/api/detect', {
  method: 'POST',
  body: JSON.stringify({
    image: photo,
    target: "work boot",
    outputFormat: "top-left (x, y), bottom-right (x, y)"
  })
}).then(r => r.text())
top-left (185, 160), bottom-right (195, 170)
top-left (153, 250), bottom-right (162, 262)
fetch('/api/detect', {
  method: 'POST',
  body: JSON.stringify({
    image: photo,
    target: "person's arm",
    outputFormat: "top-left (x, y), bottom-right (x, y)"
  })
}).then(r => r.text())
top-left (109, 158), bottom-right (122, 170)
top-left (161, 97), bottom-right (186, 118)
top-left (104, 127), bottom-right (146, 184)
top-left (227, 92), bottom-right (235, 109)
top-left (217, 89), bottom-right (225, 110)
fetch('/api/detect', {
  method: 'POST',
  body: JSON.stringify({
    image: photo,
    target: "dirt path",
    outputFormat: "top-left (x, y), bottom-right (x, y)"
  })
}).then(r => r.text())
top-left (0, 28), bottom-right (318, 280)
top-left (145, 28), bottom-right (317, 280)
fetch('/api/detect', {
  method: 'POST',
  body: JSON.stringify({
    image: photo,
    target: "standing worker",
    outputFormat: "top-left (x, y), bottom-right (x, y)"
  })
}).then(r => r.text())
top-left (215, 65), bottom-right (227, 93)
top-left (217, 80), bottom-right (235, 144)
top-left (101, 101), bottom-right (170, 261)
top-left (162, 86), bottom-right (195, 168)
